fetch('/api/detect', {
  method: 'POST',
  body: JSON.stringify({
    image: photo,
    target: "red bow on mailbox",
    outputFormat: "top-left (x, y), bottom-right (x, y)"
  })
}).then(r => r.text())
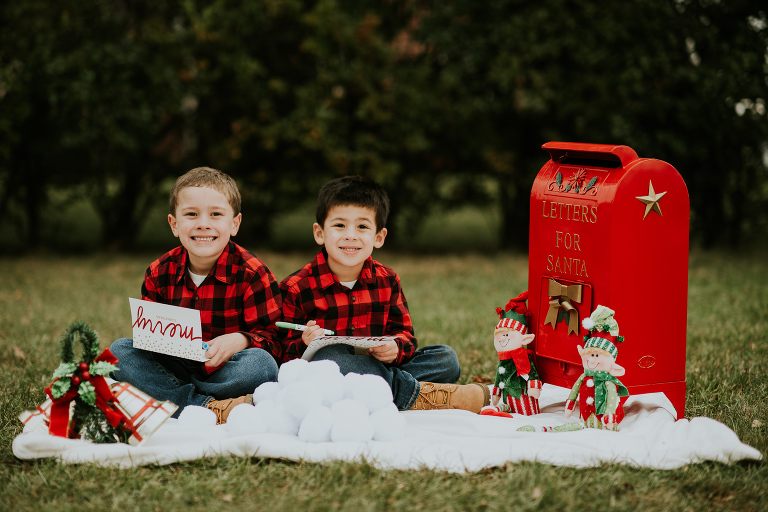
top-left (544, 279), bottom-right (583, 335)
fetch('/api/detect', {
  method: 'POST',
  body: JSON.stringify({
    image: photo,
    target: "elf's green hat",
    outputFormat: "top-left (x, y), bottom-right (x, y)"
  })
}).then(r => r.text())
top-left (580, 305), bottom-right (625, 359)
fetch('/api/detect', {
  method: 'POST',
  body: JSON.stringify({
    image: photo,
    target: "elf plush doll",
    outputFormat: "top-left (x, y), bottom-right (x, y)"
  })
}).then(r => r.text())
top-left (481, 291), bottom-right (542, 417)
top-left (564, 305), bottom-right (630, 431)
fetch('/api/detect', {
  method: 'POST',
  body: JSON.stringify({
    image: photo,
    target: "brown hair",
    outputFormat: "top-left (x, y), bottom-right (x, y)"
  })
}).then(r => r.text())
top-left (315, 175), bottom-right (390, 232)
top-left (169, 167), bottom-right (241, 215)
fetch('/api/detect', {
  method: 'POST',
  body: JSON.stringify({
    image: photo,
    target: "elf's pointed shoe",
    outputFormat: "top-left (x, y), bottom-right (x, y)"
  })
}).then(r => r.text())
top-left (409, 382), bottom-right (490, 414)
top-left (206, 394), bottom-right (253, 424)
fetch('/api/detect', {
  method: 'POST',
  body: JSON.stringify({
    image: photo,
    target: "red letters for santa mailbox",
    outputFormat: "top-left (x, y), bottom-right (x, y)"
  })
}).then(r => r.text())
top-left (528, 142), bottom-right (688, 419)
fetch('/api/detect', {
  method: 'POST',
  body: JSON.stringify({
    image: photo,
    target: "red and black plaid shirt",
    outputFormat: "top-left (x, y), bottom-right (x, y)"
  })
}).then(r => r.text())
top-left (279, 249), bottom-right (417, 365)
top-left (141, 242), bottom-right (283, 370)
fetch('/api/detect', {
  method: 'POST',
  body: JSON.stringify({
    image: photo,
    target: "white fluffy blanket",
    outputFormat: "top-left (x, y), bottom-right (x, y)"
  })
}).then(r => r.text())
top-left (13, 385), bottom-right (761, 472)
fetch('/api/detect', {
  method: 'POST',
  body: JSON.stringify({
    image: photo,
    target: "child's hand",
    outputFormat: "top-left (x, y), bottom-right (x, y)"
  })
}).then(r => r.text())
top-left (204, 333), bottom-right (249, 367)
top-left (368, 339), bottom-right (398, 364)
top-left (301, 320), bottom-right (325, 347)
top-left (528, 387), bottom-right (541, 400)
top-left (564, 406), bottom-right (573, 419)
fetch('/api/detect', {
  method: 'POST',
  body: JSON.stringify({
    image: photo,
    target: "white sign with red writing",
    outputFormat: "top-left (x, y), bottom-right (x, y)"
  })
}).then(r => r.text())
top-left (129, 298), bottom-right (208, 362)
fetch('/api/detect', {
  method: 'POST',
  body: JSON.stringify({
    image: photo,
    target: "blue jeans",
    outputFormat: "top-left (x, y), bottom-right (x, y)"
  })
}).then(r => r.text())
top-left (109, 338), bottom-right (278, 418)
top-left (312, 344), bottom-right (461, 410)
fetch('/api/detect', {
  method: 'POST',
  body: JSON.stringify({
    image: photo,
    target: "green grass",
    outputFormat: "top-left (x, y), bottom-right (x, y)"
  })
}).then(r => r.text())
top-left (1, 249), bottom-right (766, 511)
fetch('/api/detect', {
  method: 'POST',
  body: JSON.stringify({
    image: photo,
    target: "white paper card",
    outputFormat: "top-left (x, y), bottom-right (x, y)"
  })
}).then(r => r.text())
top-left (129, 298), bottom-right (208, 362)
top-left (302, 336), bottom-right (397, 361)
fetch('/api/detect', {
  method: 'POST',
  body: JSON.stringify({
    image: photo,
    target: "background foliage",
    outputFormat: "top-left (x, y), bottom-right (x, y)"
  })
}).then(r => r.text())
top-left (1, 0), bottom-right (766, 252)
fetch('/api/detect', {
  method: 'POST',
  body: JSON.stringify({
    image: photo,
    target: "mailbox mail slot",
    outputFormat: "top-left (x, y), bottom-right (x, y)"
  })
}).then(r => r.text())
top-left (528, 142), bottom-right (689, 419)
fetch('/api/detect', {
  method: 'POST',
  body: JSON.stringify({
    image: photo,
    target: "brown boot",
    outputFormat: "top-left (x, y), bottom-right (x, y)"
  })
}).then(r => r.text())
top-left (206, 394), bottom-right (253, 424)
top-left (410, 382), bottom-right (490, 414)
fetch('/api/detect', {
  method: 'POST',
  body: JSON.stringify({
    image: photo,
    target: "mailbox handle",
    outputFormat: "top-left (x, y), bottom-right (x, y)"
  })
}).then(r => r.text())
top-left (542, 142), bottom-right (638, 169)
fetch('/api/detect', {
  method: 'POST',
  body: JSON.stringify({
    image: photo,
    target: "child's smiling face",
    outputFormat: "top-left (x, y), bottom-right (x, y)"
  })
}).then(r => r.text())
top-left (168, 186), bottom-right (241, 275)
top-left (313, 204), bottom-right (387, 282)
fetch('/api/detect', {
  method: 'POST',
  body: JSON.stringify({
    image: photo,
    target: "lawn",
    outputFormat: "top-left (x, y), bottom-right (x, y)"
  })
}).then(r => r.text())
top-left (1, 248), bottom-right (766, 511)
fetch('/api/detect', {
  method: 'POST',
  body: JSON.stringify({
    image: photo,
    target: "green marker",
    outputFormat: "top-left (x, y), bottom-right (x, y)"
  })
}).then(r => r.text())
top-left (276, 321), bottom-right (335, 336)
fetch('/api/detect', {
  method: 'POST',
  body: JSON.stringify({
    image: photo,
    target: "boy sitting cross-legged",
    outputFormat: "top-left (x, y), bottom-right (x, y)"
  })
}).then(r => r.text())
top-left (279, 175), bottom-right (490, 413)
top-left (110, 167), bottom-right (282, 424)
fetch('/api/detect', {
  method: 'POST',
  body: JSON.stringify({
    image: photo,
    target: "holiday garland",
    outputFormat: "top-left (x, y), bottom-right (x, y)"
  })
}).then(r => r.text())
top-left (47, 321), bottom-right (129, 443)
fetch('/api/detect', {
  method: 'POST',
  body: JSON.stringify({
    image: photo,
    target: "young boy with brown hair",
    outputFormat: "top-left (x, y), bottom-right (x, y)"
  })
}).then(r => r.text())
top-left (110, 167), bottom-right (282, 423)
top-left (279, 175), bottom-right (490, 412)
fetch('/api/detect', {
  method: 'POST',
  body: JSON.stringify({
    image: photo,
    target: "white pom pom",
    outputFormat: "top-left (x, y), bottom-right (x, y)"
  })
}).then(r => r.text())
top-left (278, 358), bottom-right (309, 385)
top-left (304, 360), bottom-right (342, 380)
top-left (498, 367), bottom-right (506, 374)
top-left (252, 381), bottom-right (281, 404)
top-left (342, 372), bottom-right (363, 399)
top-left (586, 379), bottom-right (595, 388)
top-left (331, 399), bottom-right (370, 418)
top-left (227, 403), bottom-right (267, 437)
top-left (253, 400), bottom-right (300, 435)
top-left (178, 405), bottom-right (217, 427)
top-left (582, 318), bottom-right (595, 330)
top-left (350, 374), bottom-right (393, 413)
top-left (298, 406), bottom-right (334, 443)
top-left (307, 373), bottom-right (345, 407)
top-left (370, 407), bottom-right (406, 442)
top-left (331, 413), bottom-right (374, 442)
top-left (499, 382), bottom-right (505, 389)
top-left (586, 397), bottom-right (594, 405)
top-left (277, 382), bottom-right (324, 421)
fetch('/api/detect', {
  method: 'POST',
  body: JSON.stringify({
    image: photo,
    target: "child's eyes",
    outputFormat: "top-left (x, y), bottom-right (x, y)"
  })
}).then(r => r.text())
top-left (358, 224), bottom-right (370, 230)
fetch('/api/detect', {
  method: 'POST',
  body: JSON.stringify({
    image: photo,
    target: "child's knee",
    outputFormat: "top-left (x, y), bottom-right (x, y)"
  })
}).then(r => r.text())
top-left (109, 338), bottom-right (134, 359)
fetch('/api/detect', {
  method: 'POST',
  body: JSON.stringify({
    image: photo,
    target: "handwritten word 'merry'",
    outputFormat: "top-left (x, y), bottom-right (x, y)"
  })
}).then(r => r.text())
top-left (132, 306), bottom-right (202, 341)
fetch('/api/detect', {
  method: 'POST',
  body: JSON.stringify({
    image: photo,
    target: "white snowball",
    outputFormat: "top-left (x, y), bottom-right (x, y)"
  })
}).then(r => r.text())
top-left (342, 372), bottom-right (364, 399)
top-left (371, 407), bottom-right (406, 442)
top-left (277, 382), bottom-right (324, 421)
top-left (331, 398), bottom-right (369, 418)
top-left (303, 360), bottom-right (342, 379)
top-left (178, 405), bottom-right (217, 427)
top-left (253, 400), bottom-right (300, 435)
top-left (306, 372), bottom-right (345, 407)
top-left (278, 358), bottom-right (309, 385)
top-left (252, 381), bottom-right (282, 404)
top-left (227, 403), bottom-right (267, 437)
top-left (350, 374), bottom-right (393, 413)
top-left (298, 406), bottom-right (334, 443)
top-left (331, 412), bottom-right (374, 442)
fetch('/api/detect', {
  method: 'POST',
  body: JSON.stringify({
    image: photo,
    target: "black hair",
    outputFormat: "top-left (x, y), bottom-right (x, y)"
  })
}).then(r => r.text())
top-left (315, 176), bottom-right (390, 232)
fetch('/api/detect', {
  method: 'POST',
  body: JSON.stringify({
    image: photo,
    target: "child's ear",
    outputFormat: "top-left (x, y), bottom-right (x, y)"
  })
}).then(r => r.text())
top-left (231, 213), bottom-right (242, 236)
top-left (373, 227), bottom-right (387, 248)
top-left (168, 214), bottom-right (179, 237)
top-left (312, 223), bottom-right (325, 246)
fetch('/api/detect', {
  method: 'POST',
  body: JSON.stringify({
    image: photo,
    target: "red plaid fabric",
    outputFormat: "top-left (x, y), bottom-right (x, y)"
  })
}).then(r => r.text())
top-left (141, 242), bottom-right (283, 372)
top-left (279, 249), bottom-right (417, 365)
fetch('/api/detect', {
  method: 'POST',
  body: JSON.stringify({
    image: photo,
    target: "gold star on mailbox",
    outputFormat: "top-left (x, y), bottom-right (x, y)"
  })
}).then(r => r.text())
top-left (636, 181), bottom-right (667, 219)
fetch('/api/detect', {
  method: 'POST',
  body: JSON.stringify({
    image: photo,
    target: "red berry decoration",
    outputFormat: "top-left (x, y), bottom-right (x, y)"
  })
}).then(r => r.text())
top-left (71, 375), bottom-right (81, 386)
top-left (81, 371), bottom-right (91, 381)
top-left (79, 362), bottom-right (89, 371)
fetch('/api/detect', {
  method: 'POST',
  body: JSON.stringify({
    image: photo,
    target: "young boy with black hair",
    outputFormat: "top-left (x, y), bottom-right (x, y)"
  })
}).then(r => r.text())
top-left (279, 175), bottom-right (490, 412)
top-left (110, 167), bottom-right (282, 424)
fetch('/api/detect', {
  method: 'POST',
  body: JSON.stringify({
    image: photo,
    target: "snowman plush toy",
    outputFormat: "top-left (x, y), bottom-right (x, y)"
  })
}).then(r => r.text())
top-left (564, 305), bottom-right (630, 431)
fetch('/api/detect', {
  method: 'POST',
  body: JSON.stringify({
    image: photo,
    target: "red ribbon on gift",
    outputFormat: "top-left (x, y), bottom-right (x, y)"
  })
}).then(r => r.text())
top-left (44, 348), bottom-right (132, 438)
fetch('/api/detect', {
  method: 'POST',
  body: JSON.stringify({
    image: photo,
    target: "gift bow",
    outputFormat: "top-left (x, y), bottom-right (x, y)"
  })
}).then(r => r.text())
top-left (543, 279), bottom-right (583, 335)
top-left (44, 348), bottom-right (133, 438)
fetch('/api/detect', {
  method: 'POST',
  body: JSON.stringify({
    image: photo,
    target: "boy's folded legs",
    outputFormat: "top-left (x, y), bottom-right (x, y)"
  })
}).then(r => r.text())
top-left (312, 343), bottom-right (489, 413)
top-left (110, 337), bottom-right (277, 422)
